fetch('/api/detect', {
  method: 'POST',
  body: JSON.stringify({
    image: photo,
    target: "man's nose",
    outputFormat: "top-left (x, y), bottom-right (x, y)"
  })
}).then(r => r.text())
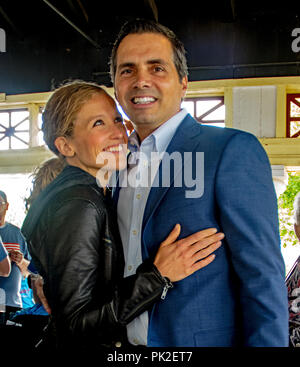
top-left (133, 68), bottom-right (151, 89)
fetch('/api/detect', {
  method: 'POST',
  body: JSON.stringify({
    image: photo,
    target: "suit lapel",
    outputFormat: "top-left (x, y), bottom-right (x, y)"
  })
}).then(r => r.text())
top-left (142, 115), bottom-right (202, 236)
top-left (111, 171), bottom-right (120, 206)
top-left (112, 150), bottom-right (132, 206)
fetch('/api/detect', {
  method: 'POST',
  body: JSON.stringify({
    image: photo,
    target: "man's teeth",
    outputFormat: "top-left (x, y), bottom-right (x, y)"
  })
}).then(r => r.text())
top-left (105, 145), bottom-right (122, 152)
top-left (132, 97), bottom-right (155, 104)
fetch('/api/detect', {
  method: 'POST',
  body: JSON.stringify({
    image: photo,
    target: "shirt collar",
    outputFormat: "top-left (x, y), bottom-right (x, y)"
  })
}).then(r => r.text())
top-left (128, 131), bottom-right (140, 152)
top-left (128, 108), bottom-right (188, 153)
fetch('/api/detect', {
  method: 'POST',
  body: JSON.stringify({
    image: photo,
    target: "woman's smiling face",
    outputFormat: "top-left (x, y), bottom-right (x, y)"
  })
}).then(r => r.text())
top-left (57, 91), bottom-right (128, 178)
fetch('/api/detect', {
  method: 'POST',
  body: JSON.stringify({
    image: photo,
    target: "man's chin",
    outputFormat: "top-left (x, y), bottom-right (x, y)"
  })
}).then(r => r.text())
top-left (125, 108), bottom-right (157, 123)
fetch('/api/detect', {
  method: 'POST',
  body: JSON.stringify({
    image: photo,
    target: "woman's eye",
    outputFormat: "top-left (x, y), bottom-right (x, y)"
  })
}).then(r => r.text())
top-left (93, 120), bottom-right (104, 127)
top-left (115, 117), bottom-right (123, 124)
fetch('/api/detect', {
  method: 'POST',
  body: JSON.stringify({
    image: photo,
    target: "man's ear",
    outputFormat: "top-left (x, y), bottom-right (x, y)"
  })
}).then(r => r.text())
top-left (114, 91), bottom-right (119, 103)
top-left (54, 137), bottom-right (75, 157)
top-left (181, 76), bottom-right (188, 99)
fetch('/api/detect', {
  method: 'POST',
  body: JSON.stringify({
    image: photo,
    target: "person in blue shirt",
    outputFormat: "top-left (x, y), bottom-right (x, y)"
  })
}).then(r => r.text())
top-left (286, 192), bottom-right (300, 346)
top-left (0, 234), bottom-right (10, 324)
top-left (20, 276), bottom-right (34, 309)
top-left (0, 190), bottom-right (31, 320)
top-left (0, 234), bottom-right (10, 278)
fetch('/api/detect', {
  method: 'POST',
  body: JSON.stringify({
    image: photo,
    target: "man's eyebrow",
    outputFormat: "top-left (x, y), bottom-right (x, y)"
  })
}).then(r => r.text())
top-left (117, 59), bottom-right (168, 69)
top-left (147, 59), bottom-right (168, 65)
top-left (117, 62), bottom-right (135, 70)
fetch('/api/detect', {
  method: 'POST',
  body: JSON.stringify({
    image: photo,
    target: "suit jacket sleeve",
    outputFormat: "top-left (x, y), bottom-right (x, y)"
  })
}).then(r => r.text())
top-left (215, 131), bottom-right (289, 346)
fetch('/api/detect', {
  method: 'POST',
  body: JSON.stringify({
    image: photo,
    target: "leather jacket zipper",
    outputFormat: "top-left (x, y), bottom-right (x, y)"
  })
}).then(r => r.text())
top-left (161, 281), bottom-right (174, 300)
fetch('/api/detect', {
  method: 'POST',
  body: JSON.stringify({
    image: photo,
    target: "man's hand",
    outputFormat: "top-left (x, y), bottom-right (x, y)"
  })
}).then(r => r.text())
top-left (9, 250), bottom-right (23, 265)
top-left (9, 250), bottom-right (30, 276)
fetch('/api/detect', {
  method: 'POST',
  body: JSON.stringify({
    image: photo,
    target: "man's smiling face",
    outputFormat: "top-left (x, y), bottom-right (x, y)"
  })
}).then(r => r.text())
top-left (114, 32), bottom-right (187, 140)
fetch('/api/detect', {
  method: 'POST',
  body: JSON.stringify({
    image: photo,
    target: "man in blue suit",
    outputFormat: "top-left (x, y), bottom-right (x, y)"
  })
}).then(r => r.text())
top-left (110, 19), bottom-right (289, 347)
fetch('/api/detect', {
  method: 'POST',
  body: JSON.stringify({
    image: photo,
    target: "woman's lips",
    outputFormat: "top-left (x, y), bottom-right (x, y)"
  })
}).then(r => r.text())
top-left (103, 144), bottom-right (123, 153)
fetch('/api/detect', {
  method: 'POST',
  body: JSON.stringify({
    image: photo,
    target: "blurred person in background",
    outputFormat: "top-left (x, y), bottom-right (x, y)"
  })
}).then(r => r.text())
top-left (286, 192), bottom-right (300, 347)
top-left (0, 190), bottom-right (30, 322)
top-left (0, 235), bottom-right (10, 278)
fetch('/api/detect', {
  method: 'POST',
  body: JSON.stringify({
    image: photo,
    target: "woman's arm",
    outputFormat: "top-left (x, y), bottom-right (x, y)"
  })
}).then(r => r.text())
top-left (113, 225), bottom-right (223, 325)
top-left (33, 196), bottom-right (222, 341)
top-left (0, 257), bottom-right (11, 277)
top-left (0, 240), bottom-right (10, 277)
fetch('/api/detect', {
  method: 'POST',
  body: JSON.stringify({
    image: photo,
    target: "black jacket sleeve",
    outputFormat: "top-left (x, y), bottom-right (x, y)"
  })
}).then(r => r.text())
top-left (37, 196), bottom-right (166, 344)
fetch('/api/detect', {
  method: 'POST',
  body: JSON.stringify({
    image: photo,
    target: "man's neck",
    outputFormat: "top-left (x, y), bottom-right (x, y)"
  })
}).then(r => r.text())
top-left (135, 121), bottom-right (167, 142)
top-left (135, 128), bottom-right (154, 142)
top-left (133, 109), bottom-right (183, 142)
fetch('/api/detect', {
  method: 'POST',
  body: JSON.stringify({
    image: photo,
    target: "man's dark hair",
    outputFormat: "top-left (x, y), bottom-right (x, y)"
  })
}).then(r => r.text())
top-left (0, 190), bottom-right (7, 203)
top-left (109, 18), bottom-right (188, 83)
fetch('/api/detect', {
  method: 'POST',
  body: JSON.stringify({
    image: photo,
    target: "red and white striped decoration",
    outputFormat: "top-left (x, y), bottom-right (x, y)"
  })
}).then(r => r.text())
top-left (3, 243), bottom-right (21, 252)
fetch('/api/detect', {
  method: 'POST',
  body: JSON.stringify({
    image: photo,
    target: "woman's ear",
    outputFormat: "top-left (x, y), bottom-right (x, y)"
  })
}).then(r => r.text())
top-left (54, 137), bottom-right (75, 157)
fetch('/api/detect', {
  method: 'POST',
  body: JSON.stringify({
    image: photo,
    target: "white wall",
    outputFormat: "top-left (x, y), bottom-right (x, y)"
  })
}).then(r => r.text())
top-left (233, 86), bottom-right (277, 137)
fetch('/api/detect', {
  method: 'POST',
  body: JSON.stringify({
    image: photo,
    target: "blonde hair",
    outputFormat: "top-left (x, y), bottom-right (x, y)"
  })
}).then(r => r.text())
top-left (25, 157), bottom-right (67, 210)
top-left (42, 80), bottom-right (106, 155)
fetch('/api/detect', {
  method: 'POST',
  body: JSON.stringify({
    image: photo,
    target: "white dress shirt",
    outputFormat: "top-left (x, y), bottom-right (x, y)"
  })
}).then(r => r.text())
top-left (117, 109), bottom-right (188, 345)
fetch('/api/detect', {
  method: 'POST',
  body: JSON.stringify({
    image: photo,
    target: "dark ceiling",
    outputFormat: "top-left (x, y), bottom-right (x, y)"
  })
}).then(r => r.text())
top-left (1, 0), bottom-right (300, 94)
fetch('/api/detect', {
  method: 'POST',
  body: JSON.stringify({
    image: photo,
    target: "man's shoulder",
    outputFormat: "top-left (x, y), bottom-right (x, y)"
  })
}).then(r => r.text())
top-left (0, 222), bottom-right (21, 234)
top-left (0, 222), bottom-right (27, 251)
top-left (1, 223), bottom-right (26, 245)
top-left (6, 222), bottom-right (20, 230)
top-left (183, 115), bottom-right (256, 141)
top-left (185, 121), bottom-right (257, 151)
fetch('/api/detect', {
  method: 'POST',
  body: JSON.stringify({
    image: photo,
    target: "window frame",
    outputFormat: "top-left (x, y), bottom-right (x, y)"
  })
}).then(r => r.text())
top-left (286, 93), bottom-right (300, 138)
top-left (0, 108), bottom-right (30, 149)
top-left (183, 96), bottom-right (225, 125)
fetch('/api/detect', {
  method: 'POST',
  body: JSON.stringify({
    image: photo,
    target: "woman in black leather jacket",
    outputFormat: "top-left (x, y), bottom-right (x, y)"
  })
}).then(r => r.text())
top-left (22, 81), bottom-right (223, 350)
